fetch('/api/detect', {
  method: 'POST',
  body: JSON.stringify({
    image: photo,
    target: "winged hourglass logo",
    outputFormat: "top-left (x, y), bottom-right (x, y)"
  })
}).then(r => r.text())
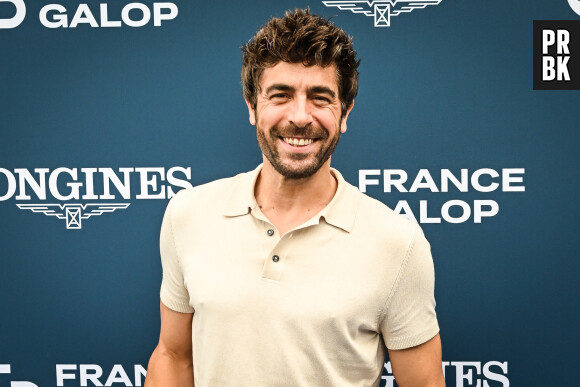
top-left (16, 203), bottom-right (130, 229)
top-left (322, 0), bottom-right (442, 27)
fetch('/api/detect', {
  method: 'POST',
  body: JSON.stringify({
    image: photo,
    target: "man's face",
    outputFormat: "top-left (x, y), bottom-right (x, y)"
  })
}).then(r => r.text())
top-left (246, 62), bottom-right (353, 179)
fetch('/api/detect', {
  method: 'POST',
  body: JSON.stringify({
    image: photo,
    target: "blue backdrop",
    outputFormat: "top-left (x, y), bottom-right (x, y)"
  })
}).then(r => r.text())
top-left (1, 0), bottom-right (578, 385)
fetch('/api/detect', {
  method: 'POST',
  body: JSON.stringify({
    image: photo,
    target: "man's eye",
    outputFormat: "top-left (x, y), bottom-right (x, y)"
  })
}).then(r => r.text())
top-left (313, 96), bottom-right (330, 103)
top-left (271, 94), bottom-right (289, 100)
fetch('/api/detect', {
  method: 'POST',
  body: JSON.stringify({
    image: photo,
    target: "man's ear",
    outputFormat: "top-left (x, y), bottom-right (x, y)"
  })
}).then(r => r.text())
top-left (340, 100), bottom-right (355, 133)
top-left (245, 100), bottom-right (256, 125)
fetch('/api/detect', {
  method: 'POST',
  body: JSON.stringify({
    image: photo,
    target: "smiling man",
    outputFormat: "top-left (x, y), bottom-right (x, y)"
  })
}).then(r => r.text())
top-left (145, 8), bottom-right (444, 387)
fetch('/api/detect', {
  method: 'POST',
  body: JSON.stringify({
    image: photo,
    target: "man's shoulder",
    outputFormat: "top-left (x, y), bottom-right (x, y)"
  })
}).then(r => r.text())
top-left (344, 180), bottom-right (423, 240)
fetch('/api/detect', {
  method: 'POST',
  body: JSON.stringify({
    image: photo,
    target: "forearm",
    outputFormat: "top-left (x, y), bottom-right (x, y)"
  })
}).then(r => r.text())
top-left (145, 346), bottom-right (194, 387)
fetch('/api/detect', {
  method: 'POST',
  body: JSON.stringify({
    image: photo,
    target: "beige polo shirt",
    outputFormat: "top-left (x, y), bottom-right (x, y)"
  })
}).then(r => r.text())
top-left (159, 165), bottom-right (439, 386)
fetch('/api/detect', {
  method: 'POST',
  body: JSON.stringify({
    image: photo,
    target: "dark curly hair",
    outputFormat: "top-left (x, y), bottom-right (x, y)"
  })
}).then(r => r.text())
top-left (241, 8), bottom-right (360, 117)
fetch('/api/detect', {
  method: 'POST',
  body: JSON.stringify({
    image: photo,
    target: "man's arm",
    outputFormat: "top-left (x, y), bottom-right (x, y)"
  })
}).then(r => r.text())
top-left (388, 333), bottom-right (445, 387)
top-left (145, 301), bottom-right (195, 386)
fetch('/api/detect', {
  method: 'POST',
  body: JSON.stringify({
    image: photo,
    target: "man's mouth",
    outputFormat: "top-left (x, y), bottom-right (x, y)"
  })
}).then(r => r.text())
top-left (282, 137), bottom-right (315, 147)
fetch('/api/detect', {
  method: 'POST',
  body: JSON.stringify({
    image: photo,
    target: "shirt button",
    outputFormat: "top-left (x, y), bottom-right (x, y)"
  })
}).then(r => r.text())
top-left (267, 229), bottom-right (274, 236)
top-left (272, 255), bottom-right (280, 262)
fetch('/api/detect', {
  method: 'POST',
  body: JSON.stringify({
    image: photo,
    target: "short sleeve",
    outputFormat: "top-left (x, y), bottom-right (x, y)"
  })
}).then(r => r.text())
top-left (159, 197), bottom-right (195, 314)
top-left (380, 227), bottom-right (439, 350)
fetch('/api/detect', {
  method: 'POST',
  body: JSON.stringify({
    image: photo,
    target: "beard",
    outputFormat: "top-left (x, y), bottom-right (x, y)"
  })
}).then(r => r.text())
top-left (256, 121), bottom-right (341, 179)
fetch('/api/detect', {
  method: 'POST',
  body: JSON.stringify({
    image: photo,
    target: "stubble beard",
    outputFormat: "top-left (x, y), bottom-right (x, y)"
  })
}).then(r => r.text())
top-left (256, 122), bottom-right (341, 179)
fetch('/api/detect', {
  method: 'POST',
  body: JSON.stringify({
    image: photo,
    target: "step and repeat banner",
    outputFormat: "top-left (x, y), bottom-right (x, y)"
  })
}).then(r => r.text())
top-left (1, 0), bottom-right (578, 385)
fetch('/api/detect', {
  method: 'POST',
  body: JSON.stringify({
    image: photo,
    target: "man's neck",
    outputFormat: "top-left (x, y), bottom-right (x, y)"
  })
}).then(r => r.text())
top-left (254, 158), bottom-right (338, 235)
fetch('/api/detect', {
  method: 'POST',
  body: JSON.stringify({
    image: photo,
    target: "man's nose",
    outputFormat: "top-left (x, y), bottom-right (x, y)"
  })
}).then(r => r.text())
top-left (287, 97), bottom-right (312, 128)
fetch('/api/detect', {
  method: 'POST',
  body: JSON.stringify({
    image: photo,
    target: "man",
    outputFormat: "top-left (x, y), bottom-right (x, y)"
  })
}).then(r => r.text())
top-left (145, 8), bottom-right (444, 387)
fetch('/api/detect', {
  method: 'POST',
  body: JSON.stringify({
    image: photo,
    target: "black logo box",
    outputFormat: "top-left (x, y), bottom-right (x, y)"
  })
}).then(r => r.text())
top-left (533, 20), bottom-right (580, 90)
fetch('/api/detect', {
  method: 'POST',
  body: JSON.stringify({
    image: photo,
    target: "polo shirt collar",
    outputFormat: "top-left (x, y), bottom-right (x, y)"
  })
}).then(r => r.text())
top-left (222, 164), bottom-right (262, 217)
top-left (320, 168), bottom-right (359, 233)
top-left (222, 164), bottom-right (359, 233)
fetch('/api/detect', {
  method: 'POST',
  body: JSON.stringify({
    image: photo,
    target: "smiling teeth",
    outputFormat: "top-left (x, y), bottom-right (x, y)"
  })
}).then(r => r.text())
top-left (283, 137), bottom-right (313, 146)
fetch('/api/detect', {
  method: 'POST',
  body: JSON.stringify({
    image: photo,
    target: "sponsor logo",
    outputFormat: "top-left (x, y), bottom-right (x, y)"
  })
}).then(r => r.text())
top-left (569, 0), bottom-right (580, 17)
top-left (0, 1), bottom-right (178, 29)
top-left (1, 361), bottom-right (509, 386)
top-left (321, 0), bottom-right (441, 27)
top-left (16, 203), bottom-right (130, 229)
top-left (0, 0), bottom-right (26, 29)
top-left (56, 365), bottom-right (147, 387)
top-left (359, 168), bottom-right (525, 224)
top-left (0, 364), bottom-right (37, 387)
top-left (0, 364), bottom-right (146, 387)
top-left (533, 20), bottom-right (580, 89)
top-left (383, 361), bottom-right (509, 387)
top-left (0, 166), bottom-right (192, 229)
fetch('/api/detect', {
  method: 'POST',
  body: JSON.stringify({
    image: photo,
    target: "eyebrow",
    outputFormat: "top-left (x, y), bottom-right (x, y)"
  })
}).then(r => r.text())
top-left (265, 84), bottom-right (294, 94)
